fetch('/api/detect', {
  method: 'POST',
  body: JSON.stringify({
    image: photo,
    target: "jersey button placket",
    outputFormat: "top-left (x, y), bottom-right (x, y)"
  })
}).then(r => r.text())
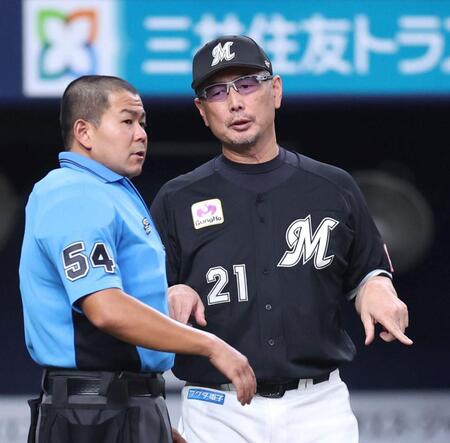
top-left (255, 193), bottom-right (278, 354)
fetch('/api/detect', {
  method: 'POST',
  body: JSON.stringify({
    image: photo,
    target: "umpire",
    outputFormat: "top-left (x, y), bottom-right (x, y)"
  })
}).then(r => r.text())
top-left (19, 75), bottom-right (256, 443)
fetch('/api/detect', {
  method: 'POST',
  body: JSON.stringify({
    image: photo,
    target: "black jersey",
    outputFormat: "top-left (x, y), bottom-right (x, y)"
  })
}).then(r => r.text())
top-left (151, 148), bottom-right (392, 384)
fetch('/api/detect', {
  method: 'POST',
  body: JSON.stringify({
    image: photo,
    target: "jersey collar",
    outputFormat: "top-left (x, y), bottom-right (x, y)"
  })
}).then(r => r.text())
top-left (218, 147), bottom-right (286, 174)
top-left (59, 152), bottom-right (124, 183)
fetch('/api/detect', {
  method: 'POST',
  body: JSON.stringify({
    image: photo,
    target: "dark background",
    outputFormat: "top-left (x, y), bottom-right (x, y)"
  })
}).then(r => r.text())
top-left (1, 96), bottom-right (449, 394)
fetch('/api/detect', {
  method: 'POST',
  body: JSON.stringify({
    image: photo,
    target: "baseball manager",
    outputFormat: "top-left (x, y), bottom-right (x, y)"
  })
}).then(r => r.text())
top-left (151, 35), bottom-right (412, 443)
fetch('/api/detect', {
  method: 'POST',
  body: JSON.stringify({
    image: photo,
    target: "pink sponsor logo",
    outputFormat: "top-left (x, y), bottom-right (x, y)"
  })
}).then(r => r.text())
top-left (197, 204), bottom-right (217, 218)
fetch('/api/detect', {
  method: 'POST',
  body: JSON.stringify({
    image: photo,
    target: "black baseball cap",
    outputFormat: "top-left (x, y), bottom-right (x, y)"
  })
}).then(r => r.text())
top-left (191, 35), bottom-right (272, 91)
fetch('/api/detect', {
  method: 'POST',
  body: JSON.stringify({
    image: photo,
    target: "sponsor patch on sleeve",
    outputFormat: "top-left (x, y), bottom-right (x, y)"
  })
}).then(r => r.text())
top-left (187, 388), bottom-right (225, 405)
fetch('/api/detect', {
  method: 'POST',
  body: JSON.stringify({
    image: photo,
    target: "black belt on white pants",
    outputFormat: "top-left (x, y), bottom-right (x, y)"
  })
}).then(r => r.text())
top-left (186, 372), bottom-right (331, 399)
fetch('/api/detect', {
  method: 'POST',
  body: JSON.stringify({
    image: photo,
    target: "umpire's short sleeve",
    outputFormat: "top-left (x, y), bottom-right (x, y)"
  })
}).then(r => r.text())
top-left (34, 185), bottom-right (123, 307)
top-left (342, 174), bottom-right (392, 296)
top-left (151, 186), bottom-right (180, 286)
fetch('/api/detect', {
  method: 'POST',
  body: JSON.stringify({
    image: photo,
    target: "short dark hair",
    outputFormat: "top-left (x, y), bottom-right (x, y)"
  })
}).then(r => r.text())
top-left (60, 75), bottom-right (139, 149)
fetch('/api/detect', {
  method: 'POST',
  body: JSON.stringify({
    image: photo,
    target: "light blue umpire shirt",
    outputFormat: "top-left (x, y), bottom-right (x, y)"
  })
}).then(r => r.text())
top-left (19, 151), bottom-right (174, 372)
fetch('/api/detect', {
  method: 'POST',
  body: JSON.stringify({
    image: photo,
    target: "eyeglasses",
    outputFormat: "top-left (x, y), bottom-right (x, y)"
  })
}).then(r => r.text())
top-left (198, 74), bottom-right (274, 102)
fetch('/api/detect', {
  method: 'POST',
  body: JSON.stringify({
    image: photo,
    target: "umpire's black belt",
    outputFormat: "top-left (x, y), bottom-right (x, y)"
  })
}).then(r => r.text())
top-left (43, 369), bottom-right (165, 400)
top-left (187, 373), bottom-right (330, 399)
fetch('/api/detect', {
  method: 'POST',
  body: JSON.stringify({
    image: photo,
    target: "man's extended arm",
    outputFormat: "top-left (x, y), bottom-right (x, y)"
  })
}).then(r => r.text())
top-left (81, 288), bottom-right (256, 405)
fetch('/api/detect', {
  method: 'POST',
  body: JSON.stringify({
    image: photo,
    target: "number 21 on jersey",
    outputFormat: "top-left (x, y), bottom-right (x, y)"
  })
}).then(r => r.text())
top-left (206, 264), bottom-right (248, 305)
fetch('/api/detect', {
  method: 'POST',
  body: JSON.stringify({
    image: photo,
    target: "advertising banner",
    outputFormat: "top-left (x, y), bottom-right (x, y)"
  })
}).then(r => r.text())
top-left (19, 0), bottom-right (450, 98)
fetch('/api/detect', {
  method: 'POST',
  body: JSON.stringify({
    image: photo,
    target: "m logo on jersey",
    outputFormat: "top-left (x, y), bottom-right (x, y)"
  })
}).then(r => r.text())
top-left (191, 199), bottom-right (224, 229)
top-left (277, 215), bottom-right (339, 269)
top-left (211, 42), bottom-right (235, 66)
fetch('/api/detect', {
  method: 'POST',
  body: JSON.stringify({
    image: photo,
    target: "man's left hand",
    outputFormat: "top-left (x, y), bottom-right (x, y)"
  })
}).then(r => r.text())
top-left (355, 276), bottom-right (413, 346)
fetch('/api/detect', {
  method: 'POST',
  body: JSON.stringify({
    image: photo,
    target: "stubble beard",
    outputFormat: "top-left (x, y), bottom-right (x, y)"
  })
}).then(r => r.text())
top-left (221, 131), bottom-right (259, 153)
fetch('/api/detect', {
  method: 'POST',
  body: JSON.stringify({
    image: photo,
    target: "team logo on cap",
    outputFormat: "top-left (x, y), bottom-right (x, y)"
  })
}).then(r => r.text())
top-left (211, 42), bottom-right (235, 66)
top-left (191, 199), bottom-right (224, 229)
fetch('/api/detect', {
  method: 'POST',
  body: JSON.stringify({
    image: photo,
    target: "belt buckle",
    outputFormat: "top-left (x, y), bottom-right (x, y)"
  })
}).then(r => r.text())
top-left (257, 383), bottom-right (286, 399)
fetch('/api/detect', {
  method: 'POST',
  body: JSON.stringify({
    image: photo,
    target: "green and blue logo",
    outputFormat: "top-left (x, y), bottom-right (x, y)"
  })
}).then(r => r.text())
top-left (37, 9), bottom-right (98, 79)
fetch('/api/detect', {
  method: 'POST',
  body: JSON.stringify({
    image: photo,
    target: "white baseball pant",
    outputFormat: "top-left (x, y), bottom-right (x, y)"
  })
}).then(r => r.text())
top-left (178, 369), bottom-right (358, 443)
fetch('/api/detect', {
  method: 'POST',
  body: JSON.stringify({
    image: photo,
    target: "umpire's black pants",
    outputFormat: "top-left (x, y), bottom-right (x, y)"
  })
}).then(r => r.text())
top-left (27, 369), bottom-right (173, 443)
